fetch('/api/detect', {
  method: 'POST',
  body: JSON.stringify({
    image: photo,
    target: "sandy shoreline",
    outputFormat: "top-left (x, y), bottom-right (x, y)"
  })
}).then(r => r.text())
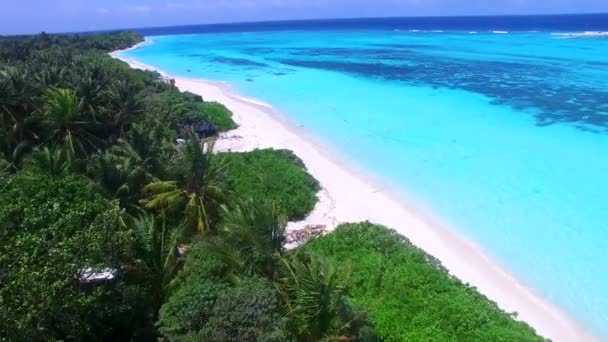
top-left (110, 46), bottom-right (596, 341)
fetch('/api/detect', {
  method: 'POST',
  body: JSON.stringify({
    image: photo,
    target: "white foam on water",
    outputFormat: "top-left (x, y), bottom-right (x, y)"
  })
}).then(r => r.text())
top-left (552, 31), bottom-right (608, 38)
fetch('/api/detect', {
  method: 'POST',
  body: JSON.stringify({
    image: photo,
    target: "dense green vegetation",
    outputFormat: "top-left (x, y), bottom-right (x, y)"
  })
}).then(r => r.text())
top-left (157, 242), bottom-right (292, 341)
top-left (0, 174), bottom-right (148, 340)
top-left (0, 32), bottom-right (323, 340)
top-left (304, 223), bottom-right (544, 341)
top-left (0, 31), bottom-right (543, 341)
top-left (218, 149), bottom-right (319, 220)
top-left (0, 31), bottom-right (143, 61)
top-left (157, 210), bottom-right (378, 341)
top-left (144, 86), bottom-right (236, 132)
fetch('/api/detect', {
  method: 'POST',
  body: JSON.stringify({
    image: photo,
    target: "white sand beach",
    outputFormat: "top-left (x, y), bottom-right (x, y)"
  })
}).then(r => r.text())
top-left (111, 48), bottom-right (596, 342)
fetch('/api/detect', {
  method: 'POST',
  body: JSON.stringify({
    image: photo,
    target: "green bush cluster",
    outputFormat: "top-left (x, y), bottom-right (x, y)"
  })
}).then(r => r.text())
top-left (304, 223), bottom-right (544, 341)
top-left (157, 242), bottom-right (291, 341)
top-left (158, 221), bottom-right (378, 341)
top-left (0, 31), bottom-right (143, 61)
top-left (0, 31), bottom-right (319, 340)
top-left (144, 87), bottom-right (237, 132)
top-left (218, 149), bottom-right (319, 220)
top-left (0, 174), bottom-right (148, 340)
top-left (198, 101), bottom-right (237, 131)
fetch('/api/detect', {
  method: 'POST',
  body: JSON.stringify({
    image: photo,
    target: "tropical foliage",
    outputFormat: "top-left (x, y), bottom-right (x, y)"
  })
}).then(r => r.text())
top-left (144, 87), bottom-right (237, 132)
top-left (144, 132), bottom-right (224, 234)
top-left (157, 250), bottom-right (291, 341)
top-left (158, 231), bottom-right (376, 341)
top-left (0, 31), bottom-right (142, 61)
top-left (275, 251), bottom-right (378, 342)
top-left (304, 223), bottom-right (545, 341)
top-left (131, 213), bottom-right (188, 311)
top-left (218, 149), bottom-right (319, 220)
top-left (213, 199), bottom-right (287, 279)
top-left (0, 31), bottom-right (317, 340)
top-left (0, 174), bottom-right (148, 341)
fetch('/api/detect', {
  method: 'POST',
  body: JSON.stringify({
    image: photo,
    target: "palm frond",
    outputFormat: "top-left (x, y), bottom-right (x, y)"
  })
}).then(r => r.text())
top-left (143, 180), bottom-right (178, 194)
top-left (274, 251), bottom-right (352, 340)
top-left (29, 145), bottom-right (70, 177)
top-left (144, 189), bottom-right (184, 210)
top-left (130, 213), bottom-right (188, 307)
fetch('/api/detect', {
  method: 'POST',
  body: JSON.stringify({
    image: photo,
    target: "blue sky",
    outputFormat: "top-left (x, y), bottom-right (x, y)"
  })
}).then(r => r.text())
top-left (1, 0), bottom-right (607, 35)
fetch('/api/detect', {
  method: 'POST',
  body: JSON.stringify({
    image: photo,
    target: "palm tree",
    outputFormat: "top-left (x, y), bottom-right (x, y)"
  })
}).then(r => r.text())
top-left (0, 125), bottom-right (32, 169)
top-left (72, 60), bottom-right (106, 119)
top-left (143, 131), bottom-right (225, 234)
top-left (0, 67), bottom-right (41, 133)
top-left (211, 199), bottom-right (287, 279)
top-left (0, 67), bottom-right (41, 167)
top-left (43, 87), bottom-right (99, 156)
top-left (114, 121), bottom-right (172, 179)
top-left (89, 122), bottom-right (172, 212)
top-left (32, 53), bottom-right (68, 88)
top-left (103, 79), bottom-right (144, 138)
top-left (275, 252), bottom-right (355, 342)
top-left (88, 149), bottom-right (149, 211)
top-left (36, 64), bottom-right (68, 88)
top-left (28, 145), bottom-right (71, 177)
top-left (131, 213), bottom-right (189, 311)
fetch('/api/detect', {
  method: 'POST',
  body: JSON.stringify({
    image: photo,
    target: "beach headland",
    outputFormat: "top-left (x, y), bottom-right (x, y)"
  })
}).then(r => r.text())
top-left (110, 48), bottom-right (597, 342)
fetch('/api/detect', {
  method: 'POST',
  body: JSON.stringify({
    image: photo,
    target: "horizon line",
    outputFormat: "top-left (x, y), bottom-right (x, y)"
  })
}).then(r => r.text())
top-left (3, 11), bottom-right (608, 37)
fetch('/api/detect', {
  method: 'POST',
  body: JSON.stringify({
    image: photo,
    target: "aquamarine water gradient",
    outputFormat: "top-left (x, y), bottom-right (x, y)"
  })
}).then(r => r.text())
top-left (122, 30), bottom-right (608, 337)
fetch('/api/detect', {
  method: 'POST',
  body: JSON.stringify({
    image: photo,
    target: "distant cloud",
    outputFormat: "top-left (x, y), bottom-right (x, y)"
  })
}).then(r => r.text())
top-left (127, 5), bottom-right (153, 15)
top-left (95, 8), bottom-right (110, 15)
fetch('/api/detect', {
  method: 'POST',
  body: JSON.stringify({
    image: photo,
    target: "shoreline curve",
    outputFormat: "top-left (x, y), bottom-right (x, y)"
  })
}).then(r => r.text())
top-left (110, 45), bottom-right (597, 342)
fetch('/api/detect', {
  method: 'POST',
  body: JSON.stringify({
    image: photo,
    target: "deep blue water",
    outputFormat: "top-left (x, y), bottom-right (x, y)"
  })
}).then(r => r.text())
top-left (122, 14), bottom-right (608, 339)
top-left (134, 14), bottom-right (608, 35)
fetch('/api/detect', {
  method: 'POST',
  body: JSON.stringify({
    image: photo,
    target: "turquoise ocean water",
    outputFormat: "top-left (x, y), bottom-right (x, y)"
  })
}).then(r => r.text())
top-left (122, 19), bottom-right (608, 337)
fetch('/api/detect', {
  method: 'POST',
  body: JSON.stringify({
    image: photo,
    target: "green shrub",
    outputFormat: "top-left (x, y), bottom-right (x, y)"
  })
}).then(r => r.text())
top-left (182, 91), bottom-right (204, 103)
top-left (158, 241), bottom-right (290, 341)
top-left (199, 101), bottom-right (236, 132)
top-left (145, 88), bottom-right (237, 132)
top-left (172, 238), bottom-right (233, 283)
top-left (0, 174), bottom-right (147, 341)
top-left (275, 251), bottom-right (380, 341)
top-left (304, 223), bottom-right (544, 342)
top-left (157, 241), bottom-right (229, 338)
top-left (159, 277), bottom-right (290, 342)
top-left (201, 278), bottom-right (291, 342)
top-left (157, 279), bottom-right (230, 338)
top-left (218, 149), bottom-right (319, 221)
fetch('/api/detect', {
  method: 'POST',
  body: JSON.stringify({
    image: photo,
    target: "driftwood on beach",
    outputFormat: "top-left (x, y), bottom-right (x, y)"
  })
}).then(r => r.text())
top-left (286, 225), bottom-right (326, 244)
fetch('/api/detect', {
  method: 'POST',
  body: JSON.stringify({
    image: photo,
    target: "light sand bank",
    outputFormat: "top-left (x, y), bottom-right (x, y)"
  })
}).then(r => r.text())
top-left (111, 51), bottom-right (596, 342)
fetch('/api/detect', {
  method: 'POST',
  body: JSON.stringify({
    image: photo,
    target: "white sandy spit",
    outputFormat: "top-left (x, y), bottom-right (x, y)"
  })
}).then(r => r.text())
top-left (111, 50), bottom-right (597, 342)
